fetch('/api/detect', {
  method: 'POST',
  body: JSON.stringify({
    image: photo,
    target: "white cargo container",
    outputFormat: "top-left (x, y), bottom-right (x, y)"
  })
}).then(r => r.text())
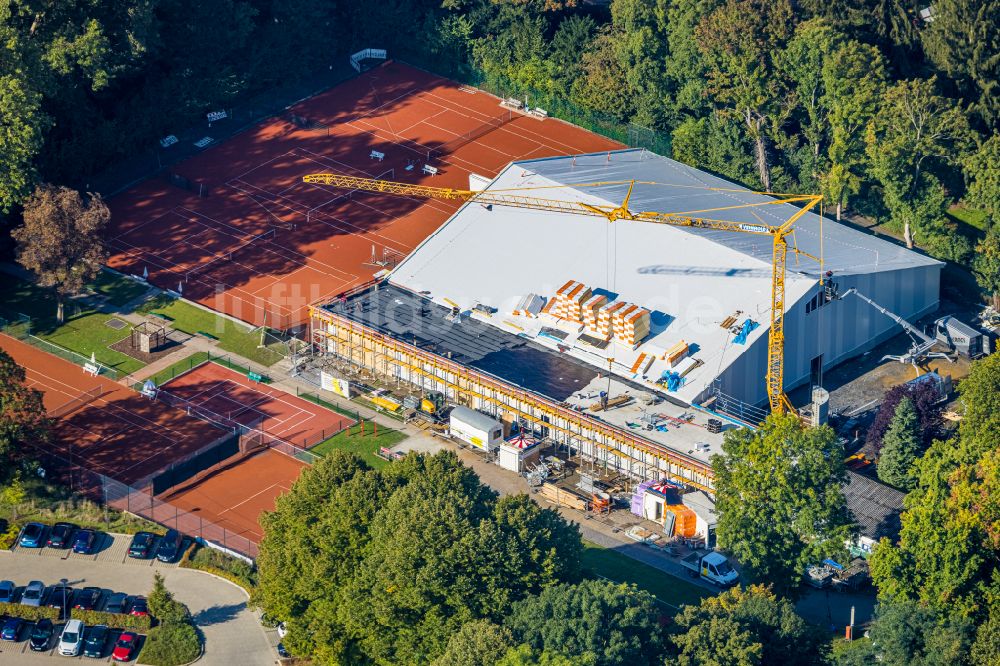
top-left (449, 406), bottom-right (503, 452)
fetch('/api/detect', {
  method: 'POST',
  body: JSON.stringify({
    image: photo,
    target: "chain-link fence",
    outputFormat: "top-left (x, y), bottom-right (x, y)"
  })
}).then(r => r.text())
top-left (89, 60), bottom-right (361, 198)
top-left (397, 52), bottom-right (672, 157)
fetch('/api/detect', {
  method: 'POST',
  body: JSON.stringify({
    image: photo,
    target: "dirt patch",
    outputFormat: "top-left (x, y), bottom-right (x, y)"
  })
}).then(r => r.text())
top-left (109, 336), bottom-right (182, 364)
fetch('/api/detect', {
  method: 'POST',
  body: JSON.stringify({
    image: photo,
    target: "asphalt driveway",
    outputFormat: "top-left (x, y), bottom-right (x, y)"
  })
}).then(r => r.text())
top-left (0, 548), bottom-right (275, 665)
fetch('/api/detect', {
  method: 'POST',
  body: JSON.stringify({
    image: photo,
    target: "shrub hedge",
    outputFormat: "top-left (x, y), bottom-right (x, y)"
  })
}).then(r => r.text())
top-left (179, 543), bottom-right (257, 594)
top-left (137, 622), bottom-right (201, 666)
top-left (0, 521), bottom-right (23, 549)
top-left (70, 609), bottom-right (152, 631)
top-left (0, 602), bottom-right (59, 621)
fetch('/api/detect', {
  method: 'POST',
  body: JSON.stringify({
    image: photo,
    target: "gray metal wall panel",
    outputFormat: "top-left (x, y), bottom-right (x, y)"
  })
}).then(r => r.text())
top-left (710, 263), bottom-right (941, 407)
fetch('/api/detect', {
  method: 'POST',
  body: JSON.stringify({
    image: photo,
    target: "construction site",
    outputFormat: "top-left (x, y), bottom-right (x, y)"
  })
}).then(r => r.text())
top-left (300, 143), bottom-right (967, 519)
top-left (104, 51), bottom-right (986, 555)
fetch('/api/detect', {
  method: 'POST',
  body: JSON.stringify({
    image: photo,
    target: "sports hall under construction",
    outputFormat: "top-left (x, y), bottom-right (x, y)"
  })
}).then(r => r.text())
top-left (104, 50), bottom-right (941, 492)
top-left (304, 149), bottom-right (940, 490)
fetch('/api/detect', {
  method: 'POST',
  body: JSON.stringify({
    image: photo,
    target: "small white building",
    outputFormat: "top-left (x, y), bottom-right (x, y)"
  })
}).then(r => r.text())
top-left (449, 406), bottom-right (503, 452)
top-left (682, 490), bottom-right (719, 549)
top-left (497, 433), bottom-right (542, 473)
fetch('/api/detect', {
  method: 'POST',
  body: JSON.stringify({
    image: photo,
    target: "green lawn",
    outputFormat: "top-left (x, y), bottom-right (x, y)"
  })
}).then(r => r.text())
top-left (136, 295), bottom-right (284, 367)
top-left (0, 279), bottom-right (145, 375)
top-left (581, 541), bottom-right (710, 610)
top-left (948, 205), bottom-right (989, 233)
top-left (309, 421), bottom-right (408, 469)
top-left (89, 271), bottom-right (150, 307)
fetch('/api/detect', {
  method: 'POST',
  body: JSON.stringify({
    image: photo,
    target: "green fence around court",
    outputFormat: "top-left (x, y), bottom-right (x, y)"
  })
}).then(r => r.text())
top-left (0, 315), bottom-right (119, 380)
top-left (397, 52), bottom-right (673, 157)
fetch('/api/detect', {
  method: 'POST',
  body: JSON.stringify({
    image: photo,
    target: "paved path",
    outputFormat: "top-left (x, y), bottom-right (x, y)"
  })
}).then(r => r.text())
top-left (0, 550), bottom-right (275, 666)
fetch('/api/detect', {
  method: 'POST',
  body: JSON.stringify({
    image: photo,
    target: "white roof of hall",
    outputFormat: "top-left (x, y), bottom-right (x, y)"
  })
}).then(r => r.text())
top-left (523, 149), bottom-right (940, 277)
top-left (387, 149), bottom-right (938, 404)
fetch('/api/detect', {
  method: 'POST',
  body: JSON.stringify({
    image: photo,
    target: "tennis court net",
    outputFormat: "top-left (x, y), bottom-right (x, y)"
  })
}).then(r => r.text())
top-left (49, 386), bottom-right (104, 419)
top-left (428, 109), bottom-right (514, 159)
top-left (185, 228), bottom-right (275, 282)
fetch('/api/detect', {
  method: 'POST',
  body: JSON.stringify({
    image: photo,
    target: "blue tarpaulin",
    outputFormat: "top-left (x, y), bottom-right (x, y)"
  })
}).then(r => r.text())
top-left (733, 318), bottom-right (759, 345)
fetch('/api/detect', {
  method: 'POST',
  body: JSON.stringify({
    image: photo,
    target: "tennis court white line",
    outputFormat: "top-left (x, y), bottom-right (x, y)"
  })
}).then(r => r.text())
top-left (217, 482), bottom-right (289, 516)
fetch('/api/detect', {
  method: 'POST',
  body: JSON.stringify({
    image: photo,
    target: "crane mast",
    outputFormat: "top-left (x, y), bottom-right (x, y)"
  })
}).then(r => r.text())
top-left (302, 173), bottom-right (823, 416)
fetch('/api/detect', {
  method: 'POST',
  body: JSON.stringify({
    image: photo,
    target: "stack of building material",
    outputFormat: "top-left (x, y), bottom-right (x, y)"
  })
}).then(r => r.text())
top-left (596, 301), bottom-right (625, 340)
top-left (665, 504), bottom-right (697, 537)
top-left (665, 340), bottom-right (689, 366)
top-left (512, 293), bottom-right (544, 317)
top-left (611, 303), bottom-right (651, 347)
top-left (630, 480), bottom-right (657, 517)
top-left (540, 482), bottom-right (589, 511)
top-left (581, 293), bottom-right (609, 337)
top-left (549, 280), bottom-right (592, 322)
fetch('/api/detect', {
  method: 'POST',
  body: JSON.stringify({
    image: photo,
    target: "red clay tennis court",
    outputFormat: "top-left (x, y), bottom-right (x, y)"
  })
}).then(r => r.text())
top-left (158, 448), bottom-right (305, 543)
top-left (107, 60), bottom-right (621, 329)
top-left (156, 361), bottom-right (351, 447)
top-left (0, 334), bottom-right (229, 487)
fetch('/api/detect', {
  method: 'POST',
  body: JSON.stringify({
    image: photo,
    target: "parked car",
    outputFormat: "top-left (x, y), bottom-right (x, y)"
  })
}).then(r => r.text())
top-left (112, 631), bottom-right (139, 662)
top-left (156, 529), bottom-right (183, 562)
top-left (0, 617), bottom-right (23, 641)
top-left (127, 596), bottom-right (148, 617)
top-left (104, 592), bottom-right (128, 614)
top-left (47, 522), bottom-right (77, 548)
top-left (58, 619), bottom-right (85, 656)
top-left (20, 580), bottom-right (46, 607)
top-left (72, 586), bottom-right (103, 611)
top-left (47, 585), bottom-right (73, 617)
top-left (83, 624), bottom-right (109, 658)
top-left (277, 643), bottom-right (291, 659)
top-left (0, 580), bottom-right (14, 604)
top-left (29, 618), bottom-right (55, 651)
top-left (73, 529), bottom-right (99, 554)
top-left (19, 522), bottom-right (47, 548)
top-left (128, 532), bottom-right (155, 559)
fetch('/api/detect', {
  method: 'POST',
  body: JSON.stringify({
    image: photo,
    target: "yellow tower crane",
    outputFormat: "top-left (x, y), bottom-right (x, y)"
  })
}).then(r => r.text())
top-left (302, 173), bottom-right (823, 415)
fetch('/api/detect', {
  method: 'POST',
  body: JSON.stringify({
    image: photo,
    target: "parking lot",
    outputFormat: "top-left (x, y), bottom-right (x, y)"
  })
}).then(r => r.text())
top-left (9, 532), bottom-right (181, 568)
top-left (0, 545), bottom-right (272, 665)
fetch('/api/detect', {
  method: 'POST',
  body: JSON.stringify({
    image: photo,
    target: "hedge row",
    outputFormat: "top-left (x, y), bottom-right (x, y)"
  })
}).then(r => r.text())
top-left (0, 602), bottom-right (60, 622)
top-left (0, 521), bottom-right (22, 550)
top-left (70, 609), bottom-right (152, 631)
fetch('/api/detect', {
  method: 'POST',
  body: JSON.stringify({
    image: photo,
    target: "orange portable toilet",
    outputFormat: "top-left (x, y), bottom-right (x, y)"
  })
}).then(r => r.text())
top-left (665, 504), bottom-right (697, 538)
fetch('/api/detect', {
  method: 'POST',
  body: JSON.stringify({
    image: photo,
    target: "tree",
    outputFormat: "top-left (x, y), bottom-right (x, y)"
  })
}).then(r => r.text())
top-left (865, 78), bottom-right (972, 249)
top-left (962, 136), bottom-right (1000, 220)
top-left (12, 184), bottom-right (111, 322)
top-left (865, 379), bottom-right (942, 453)
top-left (255, 451), bottom-right (583, 665)
top-left (877, 398), bottom-right (922, 489)
top-left (148, 572), bottom-right (189, 626)
top-left (0, 74), bottom-right (49, 213)
top-left (608, 0), bottom-right (671, 128)
top-left (695, 0), bottom-right (794, 190)
top-left (865, 601), bottom-right (974, 666)
top-left (0, 349), bottom-right (49, 469)
top-left (506, 579), bottom-right (662, 666)
top-left (870, 356), bottom-right (1000, 620)
top-left (973, 226), bottom-right (1000, 309)
top-left (778, 19), bottom-right (839, 189)
top-left (820, 41), bottom-right (886, 220)
top-left (433, 620), bottom-right (516, 666)
top-left (712, 413), bottom-right (853, 597)
top-left (0, 471), bottom-right (27, 520)
top-left (498, 645), bottom-right (592, 666)
top-left (920, 0), bottom-right (1000, 128)
top-left (668, 585), bottom-right (826, 665)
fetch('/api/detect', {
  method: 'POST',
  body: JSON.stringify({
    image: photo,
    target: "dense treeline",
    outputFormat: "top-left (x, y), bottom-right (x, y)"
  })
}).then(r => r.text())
top-left (1, 0), bottom-right (998, 284)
